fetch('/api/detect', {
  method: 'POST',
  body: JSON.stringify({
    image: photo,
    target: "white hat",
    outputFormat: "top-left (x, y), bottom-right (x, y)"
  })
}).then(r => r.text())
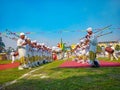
top-left (27, 38), bottom-right (30, 40)
top-left (76, 43), bottom-right (79, 45)
top-left (87, 27), bottom-right (92, 32)
top-left (41, 43), bottom-right (45, 46)
top-left (33, 40), bottom-right (37, 43)
top-left (20, 32), bottom-right (25, 36)
top-left (110, 43), bottom-right (113, 46)
top-left (80, 39), bottom-right (84, 43)
top-left (31, 41), bottom-right (34, 43)
top-left (37, 43), bottom-right (40, 45)
top-left (25, 36), bottom-right (27, 39)
top-left (39, 43), bottom-right (42, 45)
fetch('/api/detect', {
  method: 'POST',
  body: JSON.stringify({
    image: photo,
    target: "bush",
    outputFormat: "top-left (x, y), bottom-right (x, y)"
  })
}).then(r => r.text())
top-left (97, 45), bottom-right (102, 53)
top-left (115, 44), bottom-right (120, 51)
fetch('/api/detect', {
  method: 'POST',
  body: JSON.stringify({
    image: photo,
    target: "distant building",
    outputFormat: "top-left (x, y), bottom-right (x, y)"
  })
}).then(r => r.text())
top-left (98, 40), bottom-right (120, 47)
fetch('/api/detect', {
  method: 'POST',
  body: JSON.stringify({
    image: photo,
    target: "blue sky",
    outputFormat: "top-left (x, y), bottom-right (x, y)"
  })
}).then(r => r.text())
top-left (0, 0), bottom-right (120, 48)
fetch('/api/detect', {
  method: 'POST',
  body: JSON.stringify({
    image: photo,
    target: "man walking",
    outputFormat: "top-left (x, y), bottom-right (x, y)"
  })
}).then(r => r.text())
top-left (87, 27), bottom-right (100, 67)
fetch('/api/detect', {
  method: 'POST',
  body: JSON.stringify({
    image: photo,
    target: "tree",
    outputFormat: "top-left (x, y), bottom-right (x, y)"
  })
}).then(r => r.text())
top-left (96, 45), bottom-right (102, 53)
top-left (115, 44), bottom-right (120, 51)
top-left (0, 37), bottom-right (5, 53)
top-left (6, 47), bottom-right (14, 54)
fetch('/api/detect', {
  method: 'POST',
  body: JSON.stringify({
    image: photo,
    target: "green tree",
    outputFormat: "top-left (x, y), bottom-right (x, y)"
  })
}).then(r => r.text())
top-left (0, 37), bottom-right (5, 53)
top-left (6, 47), bottom-right (14, 54)
top-left (97, 45), bottom-right (102, 53)
top-left (115, 44), bottom-right (120, 51)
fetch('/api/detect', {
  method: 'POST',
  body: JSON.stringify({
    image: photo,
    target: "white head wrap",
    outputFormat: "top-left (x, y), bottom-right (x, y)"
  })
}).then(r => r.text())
top-left (20, 32), bottom-right (25, 36)
top-left (80, 39), bottom-right (84, 43)
top-left (33, 40), bottom-right (37, 43)
top-left (76, 43), bottom-right (79, 45)
top-left (87, 27), bottom-right (92, 32)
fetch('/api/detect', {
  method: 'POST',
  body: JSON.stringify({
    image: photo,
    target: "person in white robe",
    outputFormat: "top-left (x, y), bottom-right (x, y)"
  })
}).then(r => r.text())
top-left (17, 33), bottom-right (27, 70)
top-left (87, 27), bottom-right (100, 67)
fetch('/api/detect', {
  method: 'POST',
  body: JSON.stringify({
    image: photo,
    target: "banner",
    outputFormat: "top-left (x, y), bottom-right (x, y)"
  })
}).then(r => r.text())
top-left (0, 26), bottom-right (120, 36)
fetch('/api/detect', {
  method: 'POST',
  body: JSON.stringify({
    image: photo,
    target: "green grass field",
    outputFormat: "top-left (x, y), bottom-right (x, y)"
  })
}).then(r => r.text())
top-left (0, 58), bottom-right (120, 90)
top-left (0, 59), bottom-right (19, 64)
top-left (0, 60), bottom-right (12, 64)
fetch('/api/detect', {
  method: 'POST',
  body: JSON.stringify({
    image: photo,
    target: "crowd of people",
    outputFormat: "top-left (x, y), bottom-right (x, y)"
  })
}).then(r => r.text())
top-left (11, 27), bottom-right (119, 70)
top-left (14, 27), bottom-right (100, 69)
top-left (16, 33), bottom-right (52, 70)
top-left (72, 27), bottom-right (100, 67)
top-left (72, 27), bottom-right (120, 68)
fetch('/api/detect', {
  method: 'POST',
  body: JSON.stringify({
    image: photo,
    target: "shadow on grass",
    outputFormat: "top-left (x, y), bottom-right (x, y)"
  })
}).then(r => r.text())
top-left (4, 71), bottom-right (120, 90)
top-left (2, 60), bottom-right (120, 90)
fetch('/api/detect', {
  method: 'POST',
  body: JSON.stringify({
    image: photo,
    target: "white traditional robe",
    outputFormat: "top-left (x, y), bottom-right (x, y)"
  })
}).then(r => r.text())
top-left (17, 38), bottom-right (26, 58)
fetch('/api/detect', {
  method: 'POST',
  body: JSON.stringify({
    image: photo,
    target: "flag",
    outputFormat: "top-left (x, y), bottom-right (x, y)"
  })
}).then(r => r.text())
top-left (60, 38), bottom-right (65, 51)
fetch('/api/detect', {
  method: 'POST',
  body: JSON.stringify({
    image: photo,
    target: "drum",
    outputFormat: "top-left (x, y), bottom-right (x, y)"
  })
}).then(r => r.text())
top-left (14, 51), bottom-right (19, 56)
top-left (105, 47), bottom-right (114, 54)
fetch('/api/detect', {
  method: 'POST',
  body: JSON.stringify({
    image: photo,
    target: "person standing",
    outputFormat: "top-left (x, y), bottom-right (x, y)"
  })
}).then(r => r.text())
top-left (101, 46), bottom-right (106, 57)
top-left (87, 27), bottom-right (100, 67)
top-left (105, 44), bottom-right (118, 60)
top-left (17, 33), bottom-right (27, 70)
top-left (110, 44), bottom-right (118, 60)
top-left (11, 50), bottom-right (15, 63)
top-left (25, 38), bottom-right (32, 68)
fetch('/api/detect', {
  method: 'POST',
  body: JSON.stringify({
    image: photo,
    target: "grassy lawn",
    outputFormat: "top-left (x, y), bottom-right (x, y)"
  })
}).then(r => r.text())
top-left (97, 57), bottom-right (120, 62)
top-left (0, 68), bottom-right (32, 85)
top-left (0, 60), bottom-right (12, 64)
top-left (1, 58), bottom-right (120, 90)
top-left (0, 59), bottom-right (38, 85)
top-left (0, 59), bottom-right (19, 64)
